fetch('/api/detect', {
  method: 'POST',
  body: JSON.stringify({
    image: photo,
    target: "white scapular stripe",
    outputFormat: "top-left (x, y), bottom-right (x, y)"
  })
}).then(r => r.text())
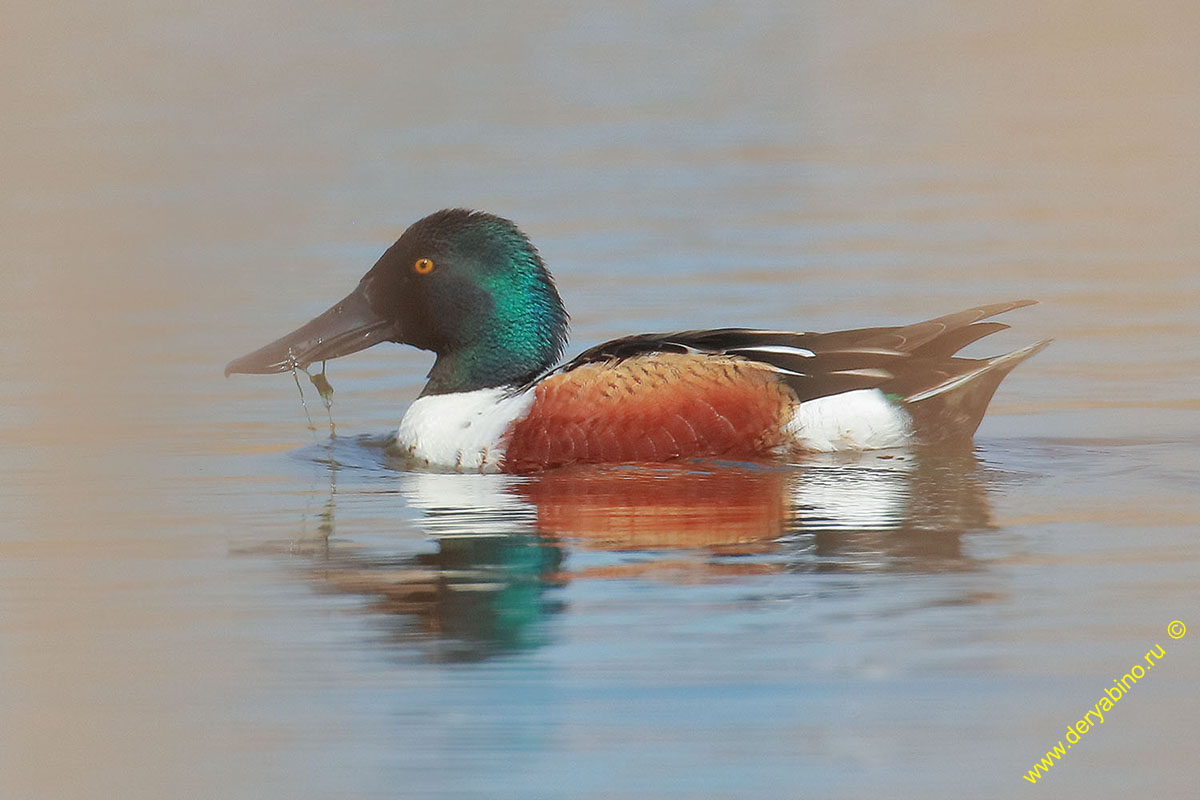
top-left (733, 344), bottom-right (816, 358)
top-left (829, 367), bottom-right (893, 379)
top-left (394, 386), bottom-right (536, 472)
top-left (785, 388), bottom-right (912, 451)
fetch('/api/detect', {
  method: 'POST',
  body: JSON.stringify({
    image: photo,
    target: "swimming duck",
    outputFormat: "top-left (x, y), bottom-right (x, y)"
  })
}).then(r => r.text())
top-left (226, 209), bottom-right (1048, 473)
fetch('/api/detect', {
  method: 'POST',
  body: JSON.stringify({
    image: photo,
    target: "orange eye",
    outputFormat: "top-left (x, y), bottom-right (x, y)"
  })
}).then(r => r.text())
top-left (414, 257), bottom-right (435, 275)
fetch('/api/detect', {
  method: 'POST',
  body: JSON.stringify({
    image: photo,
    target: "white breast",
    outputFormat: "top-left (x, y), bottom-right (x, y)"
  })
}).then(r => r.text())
top-left (785, 388), bottom-right (912, 452)
top-left (394, 386), bottom-right (537, 472)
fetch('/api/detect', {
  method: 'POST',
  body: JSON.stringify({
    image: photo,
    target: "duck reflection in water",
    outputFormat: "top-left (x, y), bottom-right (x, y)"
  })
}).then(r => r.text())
top-left (291, 444), bottom-right (995, 661)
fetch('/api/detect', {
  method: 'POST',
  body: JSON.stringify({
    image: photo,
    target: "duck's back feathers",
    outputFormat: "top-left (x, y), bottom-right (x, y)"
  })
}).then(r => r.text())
top-left (560, 300), bottom-right (1043, 411)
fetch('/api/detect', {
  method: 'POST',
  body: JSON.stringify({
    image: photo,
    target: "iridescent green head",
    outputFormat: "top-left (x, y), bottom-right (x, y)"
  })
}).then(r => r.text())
top-left (224, 209), bottom-right (569, 395)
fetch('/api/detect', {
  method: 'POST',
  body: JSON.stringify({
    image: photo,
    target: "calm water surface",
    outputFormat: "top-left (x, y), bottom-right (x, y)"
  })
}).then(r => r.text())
top-left (4, 2), bottom-right (1199, 798)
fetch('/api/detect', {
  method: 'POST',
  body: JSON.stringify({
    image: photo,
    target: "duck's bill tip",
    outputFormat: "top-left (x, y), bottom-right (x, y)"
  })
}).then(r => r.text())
top-left (224, 350), bottom-right (294, 377)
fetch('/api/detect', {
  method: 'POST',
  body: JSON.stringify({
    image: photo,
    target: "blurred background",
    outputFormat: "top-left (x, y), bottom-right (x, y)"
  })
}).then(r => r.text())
top-left (2, 1), bottom-right (1198, 798)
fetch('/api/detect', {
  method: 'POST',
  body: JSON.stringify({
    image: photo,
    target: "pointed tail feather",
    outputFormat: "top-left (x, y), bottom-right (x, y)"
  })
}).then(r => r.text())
top-left (903, 340), bottom-right (1051, 447)
top-left (851, 299), bottom-right (1039, 353)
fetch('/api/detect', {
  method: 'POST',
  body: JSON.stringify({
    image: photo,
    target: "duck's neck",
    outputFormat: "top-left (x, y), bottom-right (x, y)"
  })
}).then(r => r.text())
top-left (420, 295), bottom-right (568, 396)
top-left (423, 344), bottom-right (552, 395)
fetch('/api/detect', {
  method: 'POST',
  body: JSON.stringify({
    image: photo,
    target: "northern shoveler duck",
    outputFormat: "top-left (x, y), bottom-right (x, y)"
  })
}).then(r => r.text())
top-left (226, 209), bottom-right (1048, 473)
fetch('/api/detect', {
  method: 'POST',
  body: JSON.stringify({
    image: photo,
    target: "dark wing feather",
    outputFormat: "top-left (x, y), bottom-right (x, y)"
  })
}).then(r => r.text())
top-left (808, 299), bottom-right (1037, 353)
top-left (909, 321), bottom-right (1009, 359)
top-left (560, 301), bottom-right (1038, 403)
